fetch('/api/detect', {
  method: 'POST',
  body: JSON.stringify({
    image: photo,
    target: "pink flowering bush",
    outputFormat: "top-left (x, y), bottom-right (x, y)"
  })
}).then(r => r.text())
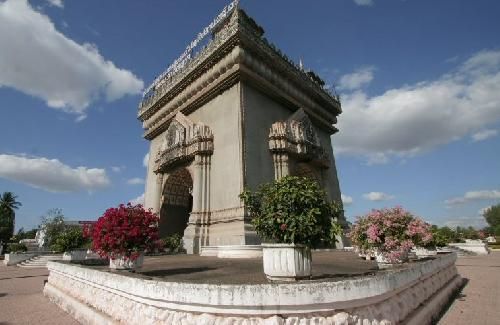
top-left (349, 206), bottom-right (433, 263)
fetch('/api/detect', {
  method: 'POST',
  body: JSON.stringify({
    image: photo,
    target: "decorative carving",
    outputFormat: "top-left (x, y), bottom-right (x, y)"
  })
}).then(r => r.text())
top-left (269, 109), bottom-right (329, 169)
top-left (138, 8), bottom-right (341, 137)
top-left (162, 168), bottom-right (192, 207)
top-left (45, 255), bottom-right (462, 325)
top-left (154, 112), bottom-right (213, 173)
top-left (142, 0), bottom-right (239, 98)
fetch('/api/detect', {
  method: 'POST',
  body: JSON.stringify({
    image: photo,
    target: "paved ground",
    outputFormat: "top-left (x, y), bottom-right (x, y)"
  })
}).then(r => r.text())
top-left (439, 251), bottom-right (500, 325)
top-left (98, 250), bottom-right (379, 284)
top-left (0, 252), bottom-right (498, 324)
top-left (0, 264), bottom-right (78, 325)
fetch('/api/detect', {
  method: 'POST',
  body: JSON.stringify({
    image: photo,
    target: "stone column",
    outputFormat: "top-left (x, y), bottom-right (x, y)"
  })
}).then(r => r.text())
top-left (145, 169), bottom-right (163, 214)
top-left (153, 173), bottom-right (164, 214)
top-left (183, 154), bottom-right (211, 254)
top-left (272, 152), bottom-right (290, 180)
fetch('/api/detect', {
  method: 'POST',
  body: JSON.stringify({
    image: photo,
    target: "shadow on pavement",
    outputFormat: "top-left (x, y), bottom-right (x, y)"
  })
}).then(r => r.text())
top-left (139, 267), bottom-right (217, 277)
top-left (432, 278), bottom-right (469, 324)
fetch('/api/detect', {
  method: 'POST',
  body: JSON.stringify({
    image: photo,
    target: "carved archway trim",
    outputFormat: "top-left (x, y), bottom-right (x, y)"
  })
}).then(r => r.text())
top-left (269, 108), bottom-right (329, 172)
top-left (154, 112), bottom-right (214, 173)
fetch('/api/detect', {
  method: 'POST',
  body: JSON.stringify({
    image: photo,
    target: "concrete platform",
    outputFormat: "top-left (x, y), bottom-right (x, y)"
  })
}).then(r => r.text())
top-left (44, 251), bottom-right (462, 324)
top-left (88, 250), bottom-right (379, 284)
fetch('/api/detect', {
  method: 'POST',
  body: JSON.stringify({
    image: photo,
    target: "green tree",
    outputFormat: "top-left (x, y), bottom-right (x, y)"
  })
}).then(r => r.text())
top-left (0, 192), bottom-right (22, 244)
top-left (51, 227), bottom-right (87, 253)
top-left (483, 204), bottom-right (500, 229)
top-left (40, 209), bottom-right (66, 248)
top-left (430, 226), bottom-right (460, 246)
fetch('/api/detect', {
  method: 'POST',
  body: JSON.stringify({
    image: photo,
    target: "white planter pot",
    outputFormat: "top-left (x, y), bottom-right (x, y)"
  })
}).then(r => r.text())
top-left (262, 244), bottom-right (311, 281)
top-left (62, 249), bottom-right (87, 261)
top-left (85, 249), bottom-right (102, 260)
top-left (109, 253), bottom-right (144, 270)
top-left (375, 250), bottom-right (409, 268)
top-left (414, 247), bottom-right (437, 258)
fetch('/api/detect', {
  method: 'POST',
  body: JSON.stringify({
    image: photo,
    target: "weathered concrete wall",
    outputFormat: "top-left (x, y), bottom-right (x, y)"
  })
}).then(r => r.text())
top-left (187, 83), bottom-right (242, 212)
top-left (44, 253), bottom-right (462, 324)
top-left (317, 128), bottom-right (343, 204)
top-left (242, 82), bottom-right (343, 203)
top-left (3, 253), bottom-right (35, 266)
top-left (449, 242), bottom-right (490, 255)
top-left (242, 82), bottom-right (292, 189)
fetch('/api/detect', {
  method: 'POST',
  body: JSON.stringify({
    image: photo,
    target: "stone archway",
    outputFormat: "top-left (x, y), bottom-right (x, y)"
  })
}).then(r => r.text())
top-left (293, 162), bottom-right (322, 185)
top-left (159, 168), bottom-right (193, 238)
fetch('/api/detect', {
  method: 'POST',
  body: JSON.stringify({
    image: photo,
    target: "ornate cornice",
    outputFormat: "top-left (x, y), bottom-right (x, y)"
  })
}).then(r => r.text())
top-left (139, 9), bottom-right (341, 140)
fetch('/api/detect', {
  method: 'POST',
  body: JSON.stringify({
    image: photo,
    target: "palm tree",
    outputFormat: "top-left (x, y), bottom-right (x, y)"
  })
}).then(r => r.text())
top-left (0, 192), bottom-right (22, 243)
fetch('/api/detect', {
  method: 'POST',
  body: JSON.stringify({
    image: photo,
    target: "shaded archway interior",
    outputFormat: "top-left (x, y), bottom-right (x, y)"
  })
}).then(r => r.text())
top-left (160, 168), bottom-right (193, 238)
top-left (292, 162), bottom-right (323, 185)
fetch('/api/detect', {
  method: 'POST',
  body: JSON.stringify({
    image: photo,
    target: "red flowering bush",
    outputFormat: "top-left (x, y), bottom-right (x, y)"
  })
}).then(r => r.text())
top-left (84, 203), bottom-right (160, 261)
top-left (349, 206), bottom-right (433, 263)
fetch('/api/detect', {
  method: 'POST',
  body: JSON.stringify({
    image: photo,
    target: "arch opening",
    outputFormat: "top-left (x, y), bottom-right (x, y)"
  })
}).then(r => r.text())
top-left (159, 167), bottom-right (193, 238)
top-left (292, 162), bottom-right (322, 184)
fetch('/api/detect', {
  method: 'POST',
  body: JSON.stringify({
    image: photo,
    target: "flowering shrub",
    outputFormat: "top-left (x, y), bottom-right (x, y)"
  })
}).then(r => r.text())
top-left (349, 206), bottom-right (433, 263)
top-left (240, 176), bottom-right (343, 248)
top-left (85, 203), bottom-right (161, 261)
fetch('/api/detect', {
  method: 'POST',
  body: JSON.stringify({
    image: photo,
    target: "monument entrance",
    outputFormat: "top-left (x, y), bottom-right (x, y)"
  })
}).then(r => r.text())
top-left (159, 167), bottom-right (193, 238)
top-left (139, 2), bottom-right (347, 254)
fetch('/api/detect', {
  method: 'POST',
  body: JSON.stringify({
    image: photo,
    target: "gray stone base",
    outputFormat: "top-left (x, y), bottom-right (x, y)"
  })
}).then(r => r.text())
top-left (200, 245), bottom-right (263, 258)
top-left (44, 253), bottom-right (462, 324)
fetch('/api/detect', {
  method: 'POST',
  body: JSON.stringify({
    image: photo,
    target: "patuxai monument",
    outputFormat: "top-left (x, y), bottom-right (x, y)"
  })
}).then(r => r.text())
top-left (140, 2), bottom-right (347, 254)
top-left (3, 2), bottom-right (485, 324)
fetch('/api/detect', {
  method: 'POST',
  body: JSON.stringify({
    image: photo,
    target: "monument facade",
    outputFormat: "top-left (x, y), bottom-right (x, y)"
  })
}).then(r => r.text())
top-left (140, 2), bottom-right (346, 254)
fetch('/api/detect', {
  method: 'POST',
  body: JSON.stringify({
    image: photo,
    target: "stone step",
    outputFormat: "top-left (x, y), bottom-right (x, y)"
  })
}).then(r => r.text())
top-left (17, 254), bottom-right (63, 268)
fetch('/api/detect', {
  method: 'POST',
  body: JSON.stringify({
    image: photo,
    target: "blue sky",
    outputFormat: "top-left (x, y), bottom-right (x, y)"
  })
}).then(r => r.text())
top-left (1, 0), bottom-right (499, 231)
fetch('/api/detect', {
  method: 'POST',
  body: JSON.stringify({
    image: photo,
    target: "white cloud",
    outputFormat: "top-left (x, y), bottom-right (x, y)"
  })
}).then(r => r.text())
top-left (445, 190), bottom-right (500, 206)
top-left (335, 50), bottom-right (500, 163)
top-left (341, 194), bottom-right (353, 206)
top-left (366, 152), bottom-right (389, 165)
top-left (479, 206), bottom-right (492, 216)
top-left (465, 190), bottom-right (500, 200)
top-left (444, 197), bottom-right (467, 206)
top-left (471, 129), bottom-right (498, 142)
top-left (363, 192), bottom-right (394, 201)
top-left (46, 0), bottom-right (63, 8)
top-left (75, 115), bottom-right (87, 123)
top-left (339, 66), bottom-right (375, 91)
top-left (130, 193), bottom-right (145, 205)
top-left (0, 154), bottom-right (110, 192)
top-left (353, 0), bottom-right (374, 6)
top-left (111, 166), bottom-right (124, 173)
top-left (143, 153), bottom-right (150, 168)
top-left (0, 0), bottom-right (143, 117)
top-left (127, 177), bottom-right (145, 185)
top-left (442, 216), bottom-right (488, 229)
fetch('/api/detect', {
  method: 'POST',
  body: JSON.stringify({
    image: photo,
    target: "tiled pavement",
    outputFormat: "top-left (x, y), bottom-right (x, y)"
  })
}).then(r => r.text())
top-left (0, 252), bottom-right (498, 324)
top-left (0, 264), bottom-right (78, 325)
top-left (439, 251), bottom-right (500, 325)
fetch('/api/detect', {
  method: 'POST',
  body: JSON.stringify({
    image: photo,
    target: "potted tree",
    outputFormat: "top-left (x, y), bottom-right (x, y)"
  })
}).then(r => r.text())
top-left (240, 176), bottom-right (342, 281)
top-left (349, 206), bottom-right (433, 267)
top-left (86, 203), bottom-right (161, 270)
